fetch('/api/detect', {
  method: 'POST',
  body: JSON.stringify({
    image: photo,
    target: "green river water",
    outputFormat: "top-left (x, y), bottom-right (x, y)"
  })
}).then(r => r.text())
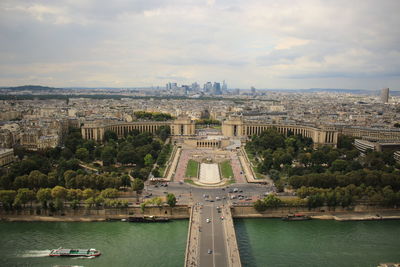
top-left (235, 218), bottom-right (400, 267)
top-left (0, 219), bottom-right (399, 267)
top-left (0, 220), bottom-right (188, 267)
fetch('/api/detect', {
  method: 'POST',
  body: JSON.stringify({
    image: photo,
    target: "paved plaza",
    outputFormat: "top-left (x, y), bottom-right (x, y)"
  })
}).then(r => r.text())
top-left (199, 163), bottom-right (220, 184)
top-left (173, 149), bottom-right (247, 185)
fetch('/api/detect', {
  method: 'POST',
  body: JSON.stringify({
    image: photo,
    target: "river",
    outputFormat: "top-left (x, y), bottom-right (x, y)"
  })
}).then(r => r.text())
top-left (0, 220), bottom-right (188, 267)
top-left (235, 218), bottom-right (400, 267)
top-left (1, 219), bottom-right (399, 267)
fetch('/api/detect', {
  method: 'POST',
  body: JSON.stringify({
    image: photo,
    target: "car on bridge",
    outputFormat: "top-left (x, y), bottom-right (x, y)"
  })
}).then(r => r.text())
top-left (208, 249), bottom-right (213, 254)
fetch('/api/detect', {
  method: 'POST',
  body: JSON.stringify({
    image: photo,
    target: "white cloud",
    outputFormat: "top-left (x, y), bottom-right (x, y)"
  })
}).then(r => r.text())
top-left (0, 0), bottom-right (399, 89)
top-left (275, 38), bottom-right (310, 50)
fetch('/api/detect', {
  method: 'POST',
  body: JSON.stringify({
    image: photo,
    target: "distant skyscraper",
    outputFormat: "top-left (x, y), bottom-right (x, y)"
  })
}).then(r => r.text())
top-left (191, 82), bottom-right (200, 92)
top-left (213, 82), bottom-right (221, 95)
top-left (251, 86), bottom-right (256, 95)
top-left (204, 82), bottom-right (213, 92)
top-left (222, 80), bottom-right (227, 91)
top-left (166, 82), bottom-right (177, 90)
top-left (381, 88), bottom-right (389, 103)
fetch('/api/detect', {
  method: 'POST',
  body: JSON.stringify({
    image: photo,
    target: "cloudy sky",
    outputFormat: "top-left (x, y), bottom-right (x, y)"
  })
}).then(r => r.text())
top-left (1, 0), bottom-right (399, 89)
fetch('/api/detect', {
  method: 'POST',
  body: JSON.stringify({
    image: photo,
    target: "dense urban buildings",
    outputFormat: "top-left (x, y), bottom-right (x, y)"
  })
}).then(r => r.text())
top-left (0, 86), bottom-right (399, 154)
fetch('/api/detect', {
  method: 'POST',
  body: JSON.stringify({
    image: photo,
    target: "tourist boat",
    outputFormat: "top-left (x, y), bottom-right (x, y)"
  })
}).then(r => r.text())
top-left (49, 248), bottom-right (101, 257)
top-left (128, 216), bottom-right (170, 223)
top-left (282, 214), bottom-right (311, 221)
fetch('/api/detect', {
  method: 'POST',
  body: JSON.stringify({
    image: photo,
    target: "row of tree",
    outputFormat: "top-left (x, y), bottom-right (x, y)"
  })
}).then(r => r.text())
top-left (0, 187), bottom-right (123, 210)
top-left (134, 111), bottom-right (173, 121)
top-left (289, 169), bottom-right (400, 191)
top-left (139, 193), bottom-right (177, 212)
top-left (254, 184), bottom-right (400, 212)
top-left (296, 184), bottom-right (400, 208)
top-left (1, 169), bottom-right (130, 191)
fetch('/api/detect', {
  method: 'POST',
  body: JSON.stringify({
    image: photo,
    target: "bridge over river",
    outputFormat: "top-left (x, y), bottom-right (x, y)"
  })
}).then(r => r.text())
top-left (185, 203), bottom-right (241, 267)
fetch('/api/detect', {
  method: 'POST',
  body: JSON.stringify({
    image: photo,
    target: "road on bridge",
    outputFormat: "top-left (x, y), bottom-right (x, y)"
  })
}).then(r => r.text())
top-left (199, 203), bottom-right (228, 267)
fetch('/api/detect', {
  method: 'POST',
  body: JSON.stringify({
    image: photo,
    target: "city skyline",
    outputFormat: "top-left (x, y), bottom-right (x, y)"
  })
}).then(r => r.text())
top-left (0, 0), bottom-right (399, 89)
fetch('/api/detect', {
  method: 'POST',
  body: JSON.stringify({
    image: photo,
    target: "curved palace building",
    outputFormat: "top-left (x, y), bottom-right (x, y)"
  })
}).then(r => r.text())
top-left (81, 115), bottom-right (400, 147)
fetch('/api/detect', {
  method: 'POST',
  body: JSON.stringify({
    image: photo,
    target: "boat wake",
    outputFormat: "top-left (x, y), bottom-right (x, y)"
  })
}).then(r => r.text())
top-left (72, 256), bottom-right (96, 259)
top-left (19, 250), bottom-right (51, 258)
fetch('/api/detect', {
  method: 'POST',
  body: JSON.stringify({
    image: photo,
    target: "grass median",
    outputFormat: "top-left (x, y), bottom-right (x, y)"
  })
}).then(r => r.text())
top-left (185, 159), bottom-right (199, 178)
top-left (220, 161), bottom-right (234, 179)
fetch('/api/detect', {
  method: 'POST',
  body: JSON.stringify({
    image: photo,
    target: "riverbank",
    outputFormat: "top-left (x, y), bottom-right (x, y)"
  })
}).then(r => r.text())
top-left (232, 206), bottom-right (400, 221)
top-left (2, 205), bottom-right (400, 222)
top-left (0, 205), bottom-right (190, 222)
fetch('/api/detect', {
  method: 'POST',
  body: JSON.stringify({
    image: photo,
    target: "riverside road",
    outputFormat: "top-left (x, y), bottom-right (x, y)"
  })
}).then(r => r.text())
top-left (144, 182), bottom-right (277, 206)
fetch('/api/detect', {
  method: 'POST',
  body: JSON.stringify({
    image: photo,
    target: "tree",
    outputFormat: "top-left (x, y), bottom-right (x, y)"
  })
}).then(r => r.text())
top-left (36, 188), bottom-right (52, 208)
top-left (250, 128), bottom-right (285, 152)
top-left (144, 154), bottom-right (154, 167)
top-left (298, 152), bottom-right (311, 167)
top-left (13, 175), bottom-right (29, 189)
top-left (51, 186), bottom-right (67, 207)
top-left (263, 194), bottom-right (282, 208)
top-left (64, 128), bottom-right (83, 153)
top-left (121, 175), bottom-right (131, 187)
top-left (64, 170), bottom-right (77, 188)
top-left (326, 150), bottom-right (340, 166)
top-left (85, 197), bottom-right (96, 209)
top-left (83, 140), bottom-right (96, 154)
top-left (18, 159), bottom-right (38, 176)
top-left (100, 188), bottom-right (119, 199)
top-left (311, 151), bottom-right (328, 165)
top-left (67, 188), bottom-right (83, 201)
top-left (83, 188), bottom-right (96, 199)
top-left (101, 146), bottom-right (117, 166)
top-left (151, 197), bottom-right (163, 207)
top-left (14, 188), bottom-right (35, 208)
top-left (269, 169), bottom-right (280, 181)
top-left (382, 186), bottom-right (398, 206)
top-left (166, 193), bottom-right (177, 207)
top-left (117, 149), bottom-right (137, 165)
top-left (28, 170), bottom-right (48, 189)
top-left (330, 159), bottom-right (348, 173)
top-left (76, 147), bottom-right (89, 161)
top-left (0, 190), bottom-right (17, 209)
top-left (131, 178), bottom-right (144, 201)
top-left (156, 126), bottom-right (171, 142)
top-left (337, 135), bottom-right (355, 150)
top-left (364, 151), bottom-right (385, 170)
top-left (61, 147), bottom-right (73, 160)
top-left (254, 199), bottom-right (267, 212)
top-left (152, 167), bottom-right (160, 177)
top-left (307, 193), bottom-right (324, 209)
top-left (0, 174), bottom-right (13, 189)
top-left (104, 130), bottom-right (118, 142)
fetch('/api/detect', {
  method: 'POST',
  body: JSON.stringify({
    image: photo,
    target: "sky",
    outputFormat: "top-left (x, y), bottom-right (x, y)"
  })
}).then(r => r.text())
top-left (0, 0), bottom-right (400, 89)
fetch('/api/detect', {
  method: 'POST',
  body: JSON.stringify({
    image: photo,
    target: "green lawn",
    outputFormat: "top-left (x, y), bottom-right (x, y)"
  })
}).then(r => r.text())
top-left (158, 145), bottom-right (174, 177)
top-left (245, 148), bottom-right (264, 179)
top-left (220, 161), bottom-right (234, 179)
top-left (185, 160), bottom-right (199, 178)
